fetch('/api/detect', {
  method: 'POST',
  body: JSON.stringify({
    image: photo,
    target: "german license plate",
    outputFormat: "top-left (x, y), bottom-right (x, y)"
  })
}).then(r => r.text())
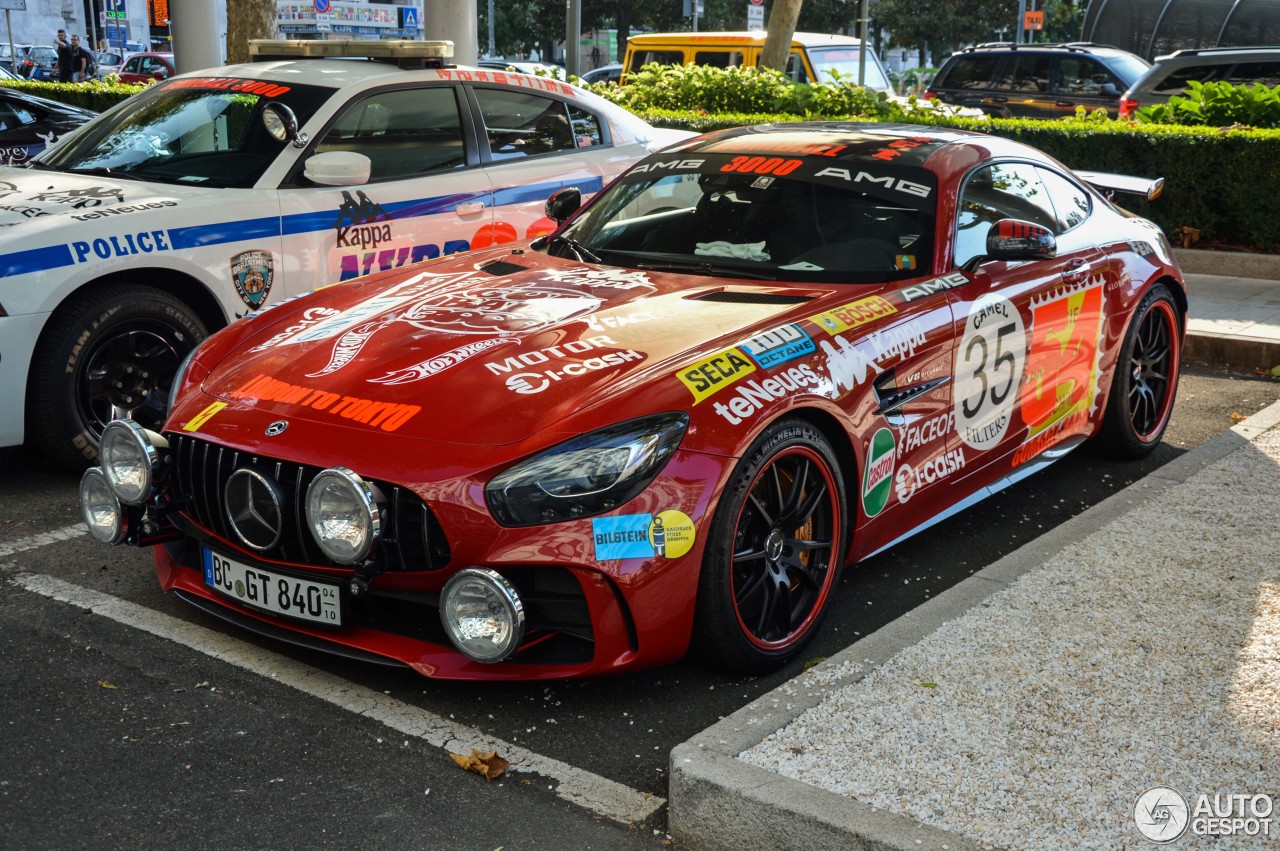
top-left (203, 547), bottom-right (342, 627)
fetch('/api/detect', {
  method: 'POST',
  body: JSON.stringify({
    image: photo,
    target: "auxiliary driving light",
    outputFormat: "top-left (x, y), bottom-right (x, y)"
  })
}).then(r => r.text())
top-left (305, 467), bottom-right (381, 564)
top-left (99, 419), bottom-right (163, 505)
top-left (440, 569), bottom-right (526, 663)
top-left (79, 467), bottom-right (125, 544)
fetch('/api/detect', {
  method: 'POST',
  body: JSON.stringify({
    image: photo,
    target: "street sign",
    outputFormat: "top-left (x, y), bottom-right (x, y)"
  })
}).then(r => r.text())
top-left (1025, 10), bottom-right (1044, 30)
top-left (105, 0), bottom-right (126, 20)
top-left (0, 1), bottom-right (27, 12)
top-left (314, 0), bottom-right (331, 12)
top-left (747, 4), bottom-right (764, 31)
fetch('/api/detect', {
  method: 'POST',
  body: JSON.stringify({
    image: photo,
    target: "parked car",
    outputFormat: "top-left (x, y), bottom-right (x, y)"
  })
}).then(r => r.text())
top-left (926, 42), bottom-right (1150, 118)
top-left (117, 51), bottom-right (175, 84)
top-left (579, 62), bottom-right (622, 86)
top-left (0, 87), bottom-right (95, 163)
top-left (20, 45), bottom-right (58, 79)
top-left (1119, 45), bottom-right (1280, 117)
top-left (623, 31), bottom-right (893, 90)
top-left (92, 49), bottom-right (125, 78)
top-left (0, 43), bottom-right (31, 75)
top-left (79, 123), bottom-right (1184, 680)
top-left (0, 39), bottom-right (692, 468)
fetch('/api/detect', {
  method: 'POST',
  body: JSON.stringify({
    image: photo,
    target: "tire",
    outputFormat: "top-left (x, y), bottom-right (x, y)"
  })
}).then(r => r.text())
top-left (28, 284), bottom-right (208, 469)
top-left (693, 417), bottom-right (846, 674)
top-left (1095, 283), bottom-right (1181, 459)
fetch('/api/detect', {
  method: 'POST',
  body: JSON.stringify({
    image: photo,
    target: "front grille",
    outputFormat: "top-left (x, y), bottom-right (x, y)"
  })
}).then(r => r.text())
top-left (166, 432), bottom-right (451, 572)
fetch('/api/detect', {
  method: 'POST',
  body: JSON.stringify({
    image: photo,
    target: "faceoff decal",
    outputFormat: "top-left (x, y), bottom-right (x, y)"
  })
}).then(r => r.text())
top-left (954, 293), bottom-right (1027, 450)
top-left (898, 411), bottom-right (954, 458)
top-left (592, 510), bottom-right (696, 560)
top-left (230, 249), bottom-right (274, 310)
top-left (861, 427), bottom-right (897, 518)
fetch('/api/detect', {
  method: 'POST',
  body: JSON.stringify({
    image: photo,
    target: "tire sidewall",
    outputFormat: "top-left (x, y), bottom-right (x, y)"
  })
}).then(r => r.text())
top-left (1101, 283), bottom-right (1181, 458)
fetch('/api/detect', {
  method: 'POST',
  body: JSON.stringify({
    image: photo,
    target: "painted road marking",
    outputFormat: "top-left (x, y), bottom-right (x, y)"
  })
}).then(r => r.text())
top-left (8, 570), bottom-right (665, 825)
top-left (0, 524), bottom-right (86, 558)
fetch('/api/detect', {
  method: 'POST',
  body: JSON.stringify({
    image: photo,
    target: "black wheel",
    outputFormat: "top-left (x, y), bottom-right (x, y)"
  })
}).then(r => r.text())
top-left (28, 284), bottom-right (208, 469)
top-left (1095, 283), bottom-right (1181, 459)
top-left (693, 417), bottom-right (846, 673)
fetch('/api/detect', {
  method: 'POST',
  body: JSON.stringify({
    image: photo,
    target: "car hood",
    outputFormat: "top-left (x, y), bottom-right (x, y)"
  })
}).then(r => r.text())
top-left (0, 167), bottom-right (192, 227)
top-left (199, 253), bottom-right (819, 445)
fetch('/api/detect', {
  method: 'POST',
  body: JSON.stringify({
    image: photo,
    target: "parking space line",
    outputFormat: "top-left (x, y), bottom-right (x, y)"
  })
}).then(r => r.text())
top-left (10, 571), bottom-right (665, 825)
top-left (0, 524), bottom-right (86, 558)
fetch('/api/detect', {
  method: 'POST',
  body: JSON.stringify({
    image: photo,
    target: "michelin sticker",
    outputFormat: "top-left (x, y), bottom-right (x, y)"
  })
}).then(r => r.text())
top-left (592, 510), bottom-right (696, 560)
top-left (954, 293), bottom-right (1026, 450)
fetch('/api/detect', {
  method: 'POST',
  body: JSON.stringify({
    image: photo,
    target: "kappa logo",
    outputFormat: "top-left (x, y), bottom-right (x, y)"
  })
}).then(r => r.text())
top-left (335, 190), bottom-right (392, 251)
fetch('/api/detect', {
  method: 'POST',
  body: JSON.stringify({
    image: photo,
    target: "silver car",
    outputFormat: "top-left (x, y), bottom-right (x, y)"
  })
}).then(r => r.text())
top-left (1119, 46), bottom-right (1280, 117)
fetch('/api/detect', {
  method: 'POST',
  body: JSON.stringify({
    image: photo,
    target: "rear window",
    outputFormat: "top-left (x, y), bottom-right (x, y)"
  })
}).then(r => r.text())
top-left (935, 56), bottom-right (998, 90)
top-left (991, 54), bottom-right (1052, 93)
top-left (1227, 60), bottom-right (1280, 87)
top-left (1151, 63), bottom-right (1229, 94)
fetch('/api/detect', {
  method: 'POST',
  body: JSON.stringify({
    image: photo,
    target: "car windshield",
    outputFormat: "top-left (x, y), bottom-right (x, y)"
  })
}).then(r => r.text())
top-left (807, 46), bottom-right (890, 89)
top-left (554, 149), bottom-right (936, 284)
top-left (37, 76), bottom-right (333, 188)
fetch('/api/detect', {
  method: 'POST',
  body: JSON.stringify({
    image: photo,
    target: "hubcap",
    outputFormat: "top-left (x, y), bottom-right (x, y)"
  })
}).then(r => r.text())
top-left (1128, 301), bottom-right (1177, 440)
top-left (81, 326), bottom-right (190, 440)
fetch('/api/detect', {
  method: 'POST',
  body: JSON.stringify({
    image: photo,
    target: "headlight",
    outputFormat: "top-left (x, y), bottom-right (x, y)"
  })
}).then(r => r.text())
top-left (79, 467), bottom-right (125, 544)
top-left (486, 412), bottom-right (688, 527)
top-left (440, 569), bottom-right (525, 662)
top-left (100, 419), bottom-right (164, 505)
top-left (305, 467), bottom-right (382, 564)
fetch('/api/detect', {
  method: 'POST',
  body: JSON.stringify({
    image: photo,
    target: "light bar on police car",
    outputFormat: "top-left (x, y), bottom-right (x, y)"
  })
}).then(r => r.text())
top-left (249, 39), bottom-right (454, 63)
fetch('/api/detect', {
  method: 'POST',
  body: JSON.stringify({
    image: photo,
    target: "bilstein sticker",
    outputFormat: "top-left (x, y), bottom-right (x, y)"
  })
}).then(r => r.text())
top-left (592, 510), bottom-right (696, 560)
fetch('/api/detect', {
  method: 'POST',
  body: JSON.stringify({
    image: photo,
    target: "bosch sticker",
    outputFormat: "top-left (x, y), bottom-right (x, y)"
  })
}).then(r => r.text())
top-left (810, 295), bottom-right (897, 335)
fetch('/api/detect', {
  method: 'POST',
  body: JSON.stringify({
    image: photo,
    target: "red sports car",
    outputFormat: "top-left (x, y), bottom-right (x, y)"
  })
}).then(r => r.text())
top-left (80, 123), bottom-right (1184, 680)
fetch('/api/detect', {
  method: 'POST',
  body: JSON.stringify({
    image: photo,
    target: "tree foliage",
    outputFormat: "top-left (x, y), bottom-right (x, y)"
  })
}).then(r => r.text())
top-left (872, 0), bottom-right (1018, 65)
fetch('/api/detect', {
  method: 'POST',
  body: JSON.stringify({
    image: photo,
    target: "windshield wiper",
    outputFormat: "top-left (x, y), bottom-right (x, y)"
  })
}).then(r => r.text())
top-left (66, 166), bottom-right (143, 181)
top-left (547, 233), bottom-right (603, 264)
top-left (634, 260), bottom-right (777, 281)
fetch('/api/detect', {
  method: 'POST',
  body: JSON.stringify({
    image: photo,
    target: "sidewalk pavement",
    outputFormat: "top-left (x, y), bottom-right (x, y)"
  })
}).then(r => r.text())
top-left (669, 251), bottom-right (1280, 850)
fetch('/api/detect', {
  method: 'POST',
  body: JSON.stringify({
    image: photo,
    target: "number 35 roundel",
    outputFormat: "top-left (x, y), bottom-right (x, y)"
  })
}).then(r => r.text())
top-left (955, 293), bottom-right (1027, 451)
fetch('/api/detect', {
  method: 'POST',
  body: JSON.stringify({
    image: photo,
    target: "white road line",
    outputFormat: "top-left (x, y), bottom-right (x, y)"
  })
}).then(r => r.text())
top-left (9, 571), bottom-right (665, 825)
top-left (0, 524), bottom-right (87, 558)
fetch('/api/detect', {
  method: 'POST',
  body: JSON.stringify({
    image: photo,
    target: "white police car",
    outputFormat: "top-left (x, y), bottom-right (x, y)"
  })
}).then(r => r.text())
top-left (1, 39), bottom-right (691, 467)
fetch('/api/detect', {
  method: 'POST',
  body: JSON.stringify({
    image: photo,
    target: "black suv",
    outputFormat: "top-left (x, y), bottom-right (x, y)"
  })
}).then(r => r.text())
top-left (926, 43), bottom-right (1150, 118)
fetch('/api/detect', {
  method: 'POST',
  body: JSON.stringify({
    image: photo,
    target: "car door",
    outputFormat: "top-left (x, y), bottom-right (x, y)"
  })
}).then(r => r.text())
top-left (277, 82), bottom-right (493, 286)
top-left (1050, 55), bottom-right (1124, 117)
top-left (986, 54), bottom-right (1055, 118)
top-left (945, 160), bottom-right (1104, 486)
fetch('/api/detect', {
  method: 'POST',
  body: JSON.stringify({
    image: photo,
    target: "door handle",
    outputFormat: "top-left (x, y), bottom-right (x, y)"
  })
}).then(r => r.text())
top-left (456, 201), bottom-right (486, 216)
top-left (1062, 259), bottom-right (1091, 283)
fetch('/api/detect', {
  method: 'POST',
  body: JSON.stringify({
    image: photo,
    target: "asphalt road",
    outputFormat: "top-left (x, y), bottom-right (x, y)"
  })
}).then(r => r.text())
top-left (2, 365), bottom-right (1277, 850)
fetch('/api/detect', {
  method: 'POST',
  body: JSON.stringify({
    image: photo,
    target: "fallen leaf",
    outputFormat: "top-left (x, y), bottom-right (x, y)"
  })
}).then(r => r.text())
top-left (1231, 411), bottom-right (1247, 424)
top-left (802, 656), bottom-right (826, 671)
top-left (449, 749), bottom-right (509, 782)
top-left (98, 680), bottom-right (117, 689)
top-left (1269, 365), bottom-right (1280, 379)
top-left (917, 681), bottom-right (937, 688)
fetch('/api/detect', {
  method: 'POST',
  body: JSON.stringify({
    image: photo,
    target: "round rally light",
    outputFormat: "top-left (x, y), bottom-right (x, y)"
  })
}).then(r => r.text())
top-left (440, 569), bottom-right (526, 663)
top-left (304, 467), bottom-right (381, 564)
top-left (79, 467), bottom-right (125, 544)
top-left (99, 419), bottom-right (162, 505)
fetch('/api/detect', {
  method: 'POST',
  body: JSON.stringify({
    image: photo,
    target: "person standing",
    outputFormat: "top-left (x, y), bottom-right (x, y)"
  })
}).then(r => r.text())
top-left (69, 35), bottom-right (89, 81)
top-left (54, 29), bottom-right (72, 82)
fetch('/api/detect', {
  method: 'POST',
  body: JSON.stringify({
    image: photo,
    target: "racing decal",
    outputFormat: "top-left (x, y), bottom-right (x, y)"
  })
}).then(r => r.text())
top-left (230, 249), bottom-right (274, 310)
top-left (592, 510), bottom-right (696, 561)
top-left (821, 335), bottom-right (883, 396)
top-left (503, 350), bottom-right (644, 394)
top-left (71, 231), bottom-right (172, 263)
top-left (334, 190), bottom-right (392, 249)
top-left (0, 202), bottom-right (51, 219)
top-left (29, 185), bottom-right (124, 208)
top-left (587, 310), bottom-right (660, 333)
top-left (810, 295), bottom-right (898, 335)
top-left (679, 347), bottom-right (756, 404)
top-left (738, 323), bottom-right (816, 369)
top-left (370, 339), bottom-right (513, 386)
top-left (954, 293), bottom-right (1026, 450)
top-left (72, 200), bottom-right (178, 222)
top-left (166, 77), bottom-right (293, 97)
top-left (861, 427), bottom-right (896, 518)
top-left (484, 336), bottom-right (641, 392)
top-left (810, 167), bottom-right (932, 199)
top-left (712, 363), bottom-right (821, 425)
top-left (0, 144), bottom-right (40, 165)
top-left (894, 448), bottom-right (965, 504)
top-left (868, 136), bottom-right (933, 163)
top-left (898, 411), bottom-right (954, 458)
top-left (704, 137), bottom-right (849, 158)
top-left (1011, 409), bottom-right (1090, 467)
top-left (627, 158), bottom-right (706, 175)
top-left (246, 306), bottom-right (343, 353)
top-left (538, 266), bottom-right (655, 291)
top-left (894, 255), bottom-right (916, 271)
top-left (893, 272), bottom-right (968, 304)
top-left (867, 320), bottom-right (927, 364)
top-left (182, 401), bottom-right (226, 432)
top-left (230, 374), bottom-right (420, 432)
top-left (719, 156), bottom-right (802, 176)
top-left (436, 68), bottom-right (575, 97)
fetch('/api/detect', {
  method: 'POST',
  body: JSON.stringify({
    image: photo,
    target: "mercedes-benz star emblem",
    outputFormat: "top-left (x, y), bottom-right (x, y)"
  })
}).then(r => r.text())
top-left (265, 420), bottom-right (288, 436)
top-left (224, 468), bottom-right (284, 551)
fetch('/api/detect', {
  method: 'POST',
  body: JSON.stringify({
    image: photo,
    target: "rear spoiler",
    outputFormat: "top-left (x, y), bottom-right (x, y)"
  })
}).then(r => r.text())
top-left (1076, 170), bottom-right (1164, 201)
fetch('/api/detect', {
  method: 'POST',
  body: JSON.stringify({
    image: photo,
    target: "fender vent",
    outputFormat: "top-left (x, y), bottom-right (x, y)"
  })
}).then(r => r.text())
top-left (692, 291), bottom-right (813, 305)
top-left (481, 260), bottom-right (529, 276)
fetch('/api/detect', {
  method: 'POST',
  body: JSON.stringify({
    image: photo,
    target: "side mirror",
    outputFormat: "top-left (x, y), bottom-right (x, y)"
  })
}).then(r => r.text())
top-left (152, 70), bottom-right (168, 81)
top-left (303, 151), bottom-right (372, 187)
top-left (986, 218), bottom-right (1056, 261)
top-left (545, 187), bottom-right (581, 224)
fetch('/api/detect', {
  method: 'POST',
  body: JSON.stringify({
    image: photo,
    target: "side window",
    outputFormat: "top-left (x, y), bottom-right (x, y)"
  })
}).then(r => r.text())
top-left (124, 57), bottom-right (140, 74)
top-left (955, 162), bottom-right (1055, 266)
top-left (1228, 61), bottom-right (1280, 88)
top-left (475, 89), bottom-right (575, 160)
top-left (1152, 63), bottom-right (1226, 95)
top-left (1036, 167), bottom-right (1092, 233)
top-left (568, 104), bottom-right (601, 147)
top-left (784, 52), bottom-right (807, 83)
top-left (938, 56), bottom-right (997, 90)
top-left (630, 49), bottom-right (684, 72)
top-left (316, 87), bottom-right (466, 182)
top-left (693, 50), bottom-right (743, 69)
top-left (0, 100), bottom-right (34, 130)
top-left (992, 55), bottom-right (1053, 93)
top-left (1056, 57), bottom-right (1120, 95)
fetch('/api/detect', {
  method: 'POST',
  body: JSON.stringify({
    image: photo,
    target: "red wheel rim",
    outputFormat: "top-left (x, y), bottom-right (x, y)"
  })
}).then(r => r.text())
top-left (1129, 299), bottom-right (1179, 442)
top-left (729, 445), bottom-right (841, 651)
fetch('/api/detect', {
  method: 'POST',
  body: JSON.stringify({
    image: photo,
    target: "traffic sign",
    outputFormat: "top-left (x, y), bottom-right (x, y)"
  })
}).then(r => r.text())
top-left (314, 0), bottom-right (331, 12)
top-left (0, 1), bottom-right (27, 12)
top-left (1025, 10), bottom-right (1044, 30)
top-left (105, 0), bottom-right (126, 20)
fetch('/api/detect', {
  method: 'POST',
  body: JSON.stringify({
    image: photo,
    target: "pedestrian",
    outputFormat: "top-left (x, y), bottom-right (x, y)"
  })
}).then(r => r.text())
top-left (69, 35), bottom-right (89, 82)
top-left (54, 28), bottom-right (71, 82)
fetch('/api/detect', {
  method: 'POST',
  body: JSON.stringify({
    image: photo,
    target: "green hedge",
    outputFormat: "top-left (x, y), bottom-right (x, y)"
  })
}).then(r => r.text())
top-left (0, 78), bottom-right (147, 112)
top-left (635, 109), bottom-right (1280, 251)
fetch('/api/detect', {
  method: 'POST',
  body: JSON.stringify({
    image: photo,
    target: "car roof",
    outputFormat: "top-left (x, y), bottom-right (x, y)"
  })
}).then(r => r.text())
top-left (953, 41), bottom-right (1138, 58)
top-left (627, 31), bottom-right (870, 48)
top-left (676, 122), bottom-right (981, 165)
top-left (1154, 45), bottom-right (1280, 63)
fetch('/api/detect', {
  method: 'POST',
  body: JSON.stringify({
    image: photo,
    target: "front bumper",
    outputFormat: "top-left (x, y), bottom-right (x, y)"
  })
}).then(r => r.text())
top-left (0, 312), bottom-right (45, 447)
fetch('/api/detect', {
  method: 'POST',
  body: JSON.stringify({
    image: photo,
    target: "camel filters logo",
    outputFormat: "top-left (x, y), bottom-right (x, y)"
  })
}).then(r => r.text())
top-left (861, 427), bottom-right (896, 518)
top-left (1134, 786), bottom-right (1274, 843)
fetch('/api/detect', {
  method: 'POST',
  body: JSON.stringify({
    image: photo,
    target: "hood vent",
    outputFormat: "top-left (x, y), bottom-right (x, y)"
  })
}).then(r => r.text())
top-left (480, 260), bottom-right (530, 276)
top-left (692, 291), bottom-right (813, 305)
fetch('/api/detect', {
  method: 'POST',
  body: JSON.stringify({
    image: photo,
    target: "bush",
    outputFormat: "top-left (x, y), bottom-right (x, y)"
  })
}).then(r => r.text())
top-left (0, 77), bottom-right (146, 112)
top-left (1135, 79), bottom-right (1280, 128)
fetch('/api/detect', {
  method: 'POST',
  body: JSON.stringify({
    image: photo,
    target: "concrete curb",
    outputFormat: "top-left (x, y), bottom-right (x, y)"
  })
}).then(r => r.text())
top-left (668, 399), bottom-right (1280, 851)
top-left (1173, 248), bottom-right (1280, 281)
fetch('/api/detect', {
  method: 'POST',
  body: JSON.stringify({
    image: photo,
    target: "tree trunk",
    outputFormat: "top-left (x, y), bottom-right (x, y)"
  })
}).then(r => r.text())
top-left (226, 0), bottom-right (278, 65)
top-left (760, 0), bottom-right (804, 71)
